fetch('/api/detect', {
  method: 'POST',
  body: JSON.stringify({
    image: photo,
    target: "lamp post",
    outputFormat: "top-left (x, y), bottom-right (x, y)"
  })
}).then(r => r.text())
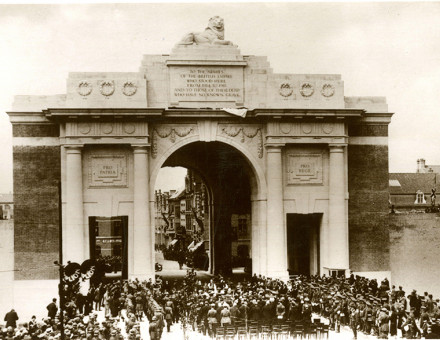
top-left (55, 182), bottom-right (65, 340)
top-left (54, 261), bottom-right (65, 340)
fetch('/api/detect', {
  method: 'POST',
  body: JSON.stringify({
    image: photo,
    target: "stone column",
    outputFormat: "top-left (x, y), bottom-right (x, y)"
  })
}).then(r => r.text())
top-left (265, 145), bottom-right (288, 279)
top-left (328, 144), bottom-right (349, 271)
top-left (251, 198), bottom-right (260, 275)
top-left (132, 145), bottom-right (153, 280)
top-left (65, 146), bottom-right (85, 264)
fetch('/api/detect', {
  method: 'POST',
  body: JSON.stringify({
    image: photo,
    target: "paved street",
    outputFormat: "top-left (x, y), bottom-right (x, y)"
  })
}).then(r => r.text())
top-left (155, 251), bottom-right (213, 280)
top-left (97, 308), bottom-right (383, 340)
top-left (151, 253), bottom-right (385, 339)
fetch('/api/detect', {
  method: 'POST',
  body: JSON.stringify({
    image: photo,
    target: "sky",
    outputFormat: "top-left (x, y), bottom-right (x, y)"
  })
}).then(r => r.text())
top-left (0, 2), bottom-right (439, 193)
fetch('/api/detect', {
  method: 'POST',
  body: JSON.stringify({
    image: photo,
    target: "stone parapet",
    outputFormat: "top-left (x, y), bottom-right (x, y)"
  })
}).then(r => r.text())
top-left (345, 96), bottom-right (388, 113)
top-left (66, 72), bottom-right (147, 108)
top-left (12, 95), bottom-right (66, 111)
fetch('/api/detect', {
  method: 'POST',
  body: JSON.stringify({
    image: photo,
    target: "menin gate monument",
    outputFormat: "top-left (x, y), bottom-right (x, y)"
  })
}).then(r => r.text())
top-left (6, 17), bottom-right (392, 313)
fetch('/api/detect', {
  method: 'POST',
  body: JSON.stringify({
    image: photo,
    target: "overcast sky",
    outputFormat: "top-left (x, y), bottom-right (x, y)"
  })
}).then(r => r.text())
top-left (1, 2), bottom-right (439, 193)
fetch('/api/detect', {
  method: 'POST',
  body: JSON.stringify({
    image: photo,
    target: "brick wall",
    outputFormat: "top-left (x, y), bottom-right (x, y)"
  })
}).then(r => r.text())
top-left (348, 143), bottom-right (390, 272)
top-left (390, 213), bottom-right (440, 298)
top-left (348, 124), bottom-right (388, 137)
top-left (13, 144), bottom-right (60, 280)
top-left (13, 124), bottom-right (59, 137)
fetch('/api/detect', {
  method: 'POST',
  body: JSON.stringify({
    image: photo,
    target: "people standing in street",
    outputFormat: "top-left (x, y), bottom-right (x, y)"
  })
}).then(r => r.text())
top-left (4, 309), bottom-right (19, 328)
top-left (46, 298), bottom-right (58, 319)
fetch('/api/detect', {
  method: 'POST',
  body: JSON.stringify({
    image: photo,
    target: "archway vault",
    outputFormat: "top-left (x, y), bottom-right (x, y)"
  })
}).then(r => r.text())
top-left (151, 136), bottom-right (264, 275)
top-left (149, 123), bottom-right (267, 200)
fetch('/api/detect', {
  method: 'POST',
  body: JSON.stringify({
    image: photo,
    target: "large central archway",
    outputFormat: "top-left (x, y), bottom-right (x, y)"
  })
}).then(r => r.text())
top-left (154, 141), bottom-right (258, 274)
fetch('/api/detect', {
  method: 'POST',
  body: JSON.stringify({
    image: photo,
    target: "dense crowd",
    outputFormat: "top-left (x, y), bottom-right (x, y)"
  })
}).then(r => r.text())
top-left (2, 269), bottom-right (440, 339)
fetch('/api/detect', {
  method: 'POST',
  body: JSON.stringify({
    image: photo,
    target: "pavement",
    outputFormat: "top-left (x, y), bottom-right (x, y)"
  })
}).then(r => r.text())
top-left (96, 309), bottom-right (382, 340)
top-left (90, 255), bottom-right (395, 339)
top-left (155, 251), bottom-right (213, 280)
top-left (121, 253), bottom-right (380, 339)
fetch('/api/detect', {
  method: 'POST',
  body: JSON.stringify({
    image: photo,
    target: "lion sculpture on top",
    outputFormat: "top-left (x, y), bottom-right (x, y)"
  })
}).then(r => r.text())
top-left (178, 16), bottom-right (236, 46)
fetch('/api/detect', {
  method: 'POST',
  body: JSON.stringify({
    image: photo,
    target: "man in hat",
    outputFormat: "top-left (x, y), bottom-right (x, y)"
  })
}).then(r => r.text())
top-left (4, 309), bottom-right (18, 329)
top-left (409, 290), bottom-right (421, 318)
top-left (349, 303), bottom-right (360, 339)
top-left (377, 306), bottom-right (389, 339)
top-left (207, 304), bottom-right (218, 337)
top-left (149, 316), bottom-right (159, 340)
top-left (47, 298), bottom-right (58, 319)
top-left (420, 305), bottom-right (431, 332)
top-left (164, 303), bottom-right (173, 332)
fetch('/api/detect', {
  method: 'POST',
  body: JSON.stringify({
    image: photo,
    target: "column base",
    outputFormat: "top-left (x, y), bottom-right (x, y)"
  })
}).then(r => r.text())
top-left (323, 267), bottom-right (350, 278)
top-left (129, 273), bottom-right (155, 282)
top-left (265, 270), bottom-right (290, 282)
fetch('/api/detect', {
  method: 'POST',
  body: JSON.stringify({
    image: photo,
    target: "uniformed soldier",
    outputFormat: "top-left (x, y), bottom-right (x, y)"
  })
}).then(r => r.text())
top-left (349, 302), bottom-right (360, 339)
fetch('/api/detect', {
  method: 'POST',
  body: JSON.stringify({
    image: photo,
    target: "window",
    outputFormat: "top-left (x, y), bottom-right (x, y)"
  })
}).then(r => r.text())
top-left (238, 218), bottom-right (247, 237)
top-left (186, 214), bottom-right (192, 231)
top-left (415, 190), bottom-right (426, 204)
top-left (330, 270), bottom-right (346, 278)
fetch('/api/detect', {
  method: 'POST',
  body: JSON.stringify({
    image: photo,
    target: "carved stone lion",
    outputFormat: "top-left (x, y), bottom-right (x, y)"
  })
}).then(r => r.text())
top-left (178, 16), bottom-right (235, 46)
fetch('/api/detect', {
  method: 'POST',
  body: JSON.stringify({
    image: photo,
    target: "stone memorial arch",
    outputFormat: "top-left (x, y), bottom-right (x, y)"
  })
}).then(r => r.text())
top-left (8, 17), bottom-right (392, 288)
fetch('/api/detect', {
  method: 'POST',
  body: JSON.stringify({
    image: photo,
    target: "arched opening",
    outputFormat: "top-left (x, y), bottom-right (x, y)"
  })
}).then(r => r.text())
top-left (153, 141), bottom-right (257, 275)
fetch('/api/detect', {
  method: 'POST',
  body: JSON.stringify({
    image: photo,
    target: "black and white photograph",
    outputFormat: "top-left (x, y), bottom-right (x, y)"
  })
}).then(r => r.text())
top-left (0, 2), bottom-right (440, 339)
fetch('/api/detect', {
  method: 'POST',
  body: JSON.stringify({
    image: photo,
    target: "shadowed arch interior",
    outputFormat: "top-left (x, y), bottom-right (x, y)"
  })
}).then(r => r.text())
top-left (161, 141), bottom-right (254, 274)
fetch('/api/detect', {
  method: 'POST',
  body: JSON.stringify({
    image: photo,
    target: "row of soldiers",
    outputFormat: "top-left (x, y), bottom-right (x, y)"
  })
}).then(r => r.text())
top-left (147, 272), bottom-right (440, 339)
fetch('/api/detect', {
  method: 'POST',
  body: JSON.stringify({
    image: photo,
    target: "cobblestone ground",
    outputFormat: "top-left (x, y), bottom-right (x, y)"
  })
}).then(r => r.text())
top-left (114, 253), bottom-right (380, 339)
top-left (97, 309), bottom-right (386, 340)
top-left (155, 252), bottom-right (213, 279)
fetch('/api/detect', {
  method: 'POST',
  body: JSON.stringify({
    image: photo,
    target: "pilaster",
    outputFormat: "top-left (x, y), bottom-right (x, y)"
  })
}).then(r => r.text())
top-left (64, 145), bottom-right (85, 263)
top-left (265, 145), bottom-right (289, 280)
top-left (131, 145), bottom-right (154, 280)
top-left (327, 144), bottom-right (349, 271)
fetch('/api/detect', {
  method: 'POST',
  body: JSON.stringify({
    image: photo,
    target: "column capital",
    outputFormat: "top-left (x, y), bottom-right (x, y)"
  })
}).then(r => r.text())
top-left (328, 144), bottom-right (346, 153)
top-left (132, 144), bottom-right (150, 154)
top-left (265, 143), bottom-right (284, 152)
top-left (64, 145), bottom-right (83, 154)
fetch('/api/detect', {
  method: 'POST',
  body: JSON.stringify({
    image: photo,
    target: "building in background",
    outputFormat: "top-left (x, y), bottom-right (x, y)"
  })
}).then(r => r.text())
top-left (154, 189), bottom-right (171, 248)
top-left (389, 159), bottom-right (439, 212)
top-left (417, 158), bottom-right (440, 174)
top-left (0, 194), bottom-right (13, 220)
top-left (155, 169), bottom-right (210, 253)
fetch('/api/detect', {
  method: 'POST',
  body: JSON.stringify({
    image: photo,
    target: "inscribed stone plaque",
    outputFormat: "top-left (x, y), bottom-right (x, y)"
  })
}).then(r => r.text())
top-left (89, 155), bottom-right (127, 188)
top-left (287, 154), bottom-right (323, 184)
top-left (169, 66), bottom-right (243, 103)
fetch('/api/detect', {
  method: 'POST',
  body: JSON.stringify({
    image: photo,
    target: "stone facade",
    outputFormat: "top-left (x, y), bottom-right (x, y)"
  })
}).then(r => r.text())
top-left (13, 144), bottom-right (60, 280)
top-left (7, 23), bottom-right (393, 286)
top-left (390, 213), bottom-right (440, 298)
top-left (154, 170), bottom-right (209, 250)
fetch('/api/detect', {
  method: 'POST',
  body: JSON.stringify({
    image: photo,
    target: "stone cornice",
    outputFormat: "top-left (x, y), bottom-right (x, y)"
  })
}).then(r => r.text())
top-left (43, 108), bottom-right (165, 120)
top-left (252, 108), bottom-right (364, 119)
top-left (8, 108), bottom-right (392, 125)
top-left (359, 112), bottom-right (394, 125)
top-left (8, 112), bottom-right (50, 124)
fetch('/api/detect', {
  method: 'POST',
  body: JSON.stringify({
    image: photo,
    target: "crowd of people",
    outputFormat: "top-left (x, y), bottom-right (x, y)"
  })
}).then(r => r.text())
top-left (2, 269), bottom-right (440, 339)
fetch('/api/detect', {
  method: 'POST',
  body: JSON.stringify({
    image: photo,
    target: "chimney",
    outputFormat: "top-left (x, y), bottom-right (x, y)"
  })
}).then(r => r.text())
top-left (420, 159), bottom-right (426, 172)
top-left (417, 158), bottom-right (426, 173)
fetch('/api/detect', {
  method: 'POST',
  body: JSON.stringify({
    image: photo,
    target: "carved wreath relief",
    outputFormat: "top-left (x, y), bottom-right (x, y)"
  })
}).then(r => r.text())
top-left (100, 81), bottom-right (115, 97)
top-left (300, 83), bottom-right (314, 97)
top-left (279, 83), bottom-right (293, 97)
top-left (321, 83), bottom-right (335, 98)
top-left (77, 81), bottom-right (93, 96)
top-left (122, 81), bottom-right (137, 96)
